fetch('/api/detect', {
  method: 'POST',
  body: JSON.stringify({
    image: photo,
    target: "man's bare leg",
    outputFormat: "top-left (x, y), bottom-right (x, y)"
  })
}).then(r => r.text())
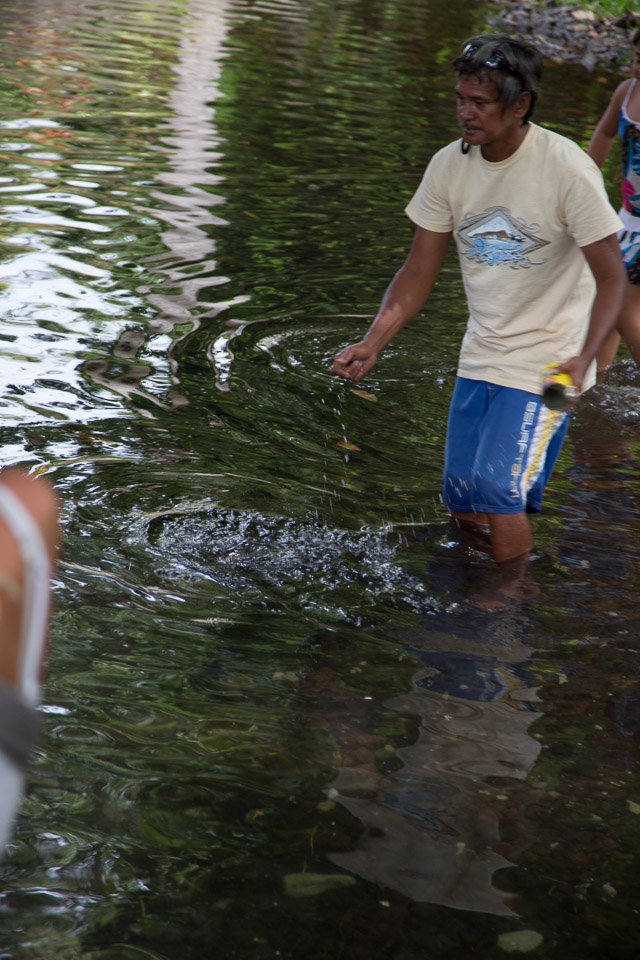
top-left (451, 510), bottom-right (491, 540)
top-left (451, 510), bottom-right (532, 563)
top-left (474, 512), bottom-right (538, 608)
top-left (487, 512), bottom-right (533, 564)
top-left (447, 510), bottom-right (536, 607)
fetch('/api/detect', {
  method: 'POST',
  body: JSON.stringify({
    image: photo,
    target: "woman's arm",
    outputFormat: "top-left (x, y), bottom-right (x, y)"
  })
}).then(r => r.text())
top-left (588, 80), bottom-right (630, 168)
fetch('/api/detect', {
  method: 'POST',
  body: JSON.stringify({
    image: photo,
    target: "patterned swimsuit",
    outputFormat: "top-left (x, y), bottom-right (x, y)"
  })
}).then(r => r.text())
top-left (618, 79), bottom-right (640, 283)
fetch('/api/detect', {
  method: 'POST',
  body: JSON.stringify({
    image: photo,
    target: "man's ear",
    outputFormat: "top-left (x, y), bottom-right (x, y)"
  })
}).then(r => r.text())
top-left (515, 91), bottom-right (531, 119)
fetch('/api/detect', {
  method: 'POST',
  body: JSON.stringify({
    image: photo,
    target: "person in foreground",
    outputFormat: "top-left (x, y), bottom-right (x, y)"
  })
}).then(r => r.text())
top-left (0, 470), bottom-right (59, 857)
top-left (588, 27), bottom-right (640, 373)
top-left (334, 34), bottom-right (625, 577)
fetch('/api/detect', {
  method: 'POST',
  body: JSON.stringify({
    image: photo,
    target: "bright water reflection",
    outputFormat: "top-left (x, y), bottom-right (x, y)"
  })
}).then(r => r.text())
top-left (0, 0), bottom-right (639, 958)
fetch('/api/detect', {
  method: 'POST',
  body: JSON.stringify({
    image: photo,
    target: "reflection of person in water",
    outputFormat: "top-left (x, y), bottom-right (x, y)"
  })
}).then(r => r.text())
top-left (0, 471), bottom-right (59, 856)
top-left (330, 671), bottom-right (540, 917)
top-left (307, 624), bottom-right (542, 945)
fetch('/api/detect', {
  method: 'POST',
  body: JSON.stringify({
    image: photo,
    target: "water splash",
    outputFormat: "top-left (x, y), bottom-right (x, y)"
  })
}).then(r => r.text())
top-left (143, 505), bottom-right (437, 614)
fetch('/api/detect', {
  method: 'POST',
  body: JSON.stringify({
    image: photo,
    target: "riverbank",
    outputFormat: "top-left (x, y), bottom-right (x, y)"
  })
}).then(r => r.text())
top-left (487, 0), bottom-right (638, 71)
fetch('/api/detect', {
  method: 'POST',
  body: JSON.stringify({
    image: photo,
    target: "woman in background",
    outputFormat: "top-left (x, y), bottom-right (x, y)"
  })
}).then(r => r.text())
top-left (589, 28), bottom-right (640, 372)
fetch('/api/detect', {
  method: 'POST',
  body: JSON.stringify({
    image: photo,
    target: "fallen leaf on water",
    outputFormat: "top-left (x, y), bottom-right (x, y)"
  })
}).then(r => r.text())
top-left (627, 800), bottom-right (640, 814)
top-left (284, 873), bottom-right (356, 897)
top-left (337, 440), bottom-right (360, 451)
top-left (349, 389), bottom-right (377, 402)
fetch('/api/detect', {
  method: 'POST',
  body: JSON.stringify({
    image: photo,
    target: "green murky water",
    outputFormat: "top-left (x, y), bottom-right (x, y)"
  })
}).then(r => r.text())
top-left (0, 0), bottom-right (639, 957)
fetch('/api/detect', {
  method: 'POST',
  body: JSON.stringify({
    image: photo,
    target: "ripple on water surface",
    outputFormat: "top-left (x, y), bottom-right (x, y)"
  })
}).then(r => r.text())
top-left (0, 0), bottom-right (640, 958)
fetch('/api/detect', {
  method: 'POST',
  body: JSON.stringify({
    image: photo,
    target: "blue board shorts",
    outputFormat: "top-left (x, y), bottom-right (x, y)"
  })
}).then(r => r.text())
top-left (443, 377), bottom-right (570, 516)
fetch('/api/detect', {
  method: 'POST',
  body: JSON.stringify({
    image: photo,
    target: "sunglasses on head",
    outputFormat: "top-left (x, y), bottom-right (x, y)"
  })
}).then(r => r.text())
top-left (462, 42), bottom-right (510, 71)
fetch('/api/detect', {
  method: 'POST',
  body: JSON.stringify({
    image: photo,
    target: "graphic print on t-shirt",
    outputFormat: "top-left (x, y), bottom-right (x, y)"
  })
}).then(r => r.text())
top-left (457, 205), bottom-right (549, 268)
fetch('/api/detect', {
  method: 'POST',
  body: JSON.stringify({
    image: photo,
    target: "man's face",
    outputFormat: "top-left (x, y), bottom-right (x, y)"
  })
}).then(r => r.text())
top-left (455, 72), bottom-right (526, 151)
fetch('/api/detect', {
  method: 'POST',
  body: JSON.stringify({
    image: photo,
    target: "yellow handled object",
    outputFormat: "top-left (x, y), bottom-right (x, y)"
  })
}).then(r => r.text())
top-left (541, 365), bottom-right (575, 411)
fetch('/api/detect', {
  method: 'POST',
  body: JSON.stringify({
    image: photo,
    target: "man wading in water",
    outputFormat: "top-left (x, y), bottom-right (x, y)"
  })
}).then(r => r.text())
top-left (333, 34), bottom-right (625, 598)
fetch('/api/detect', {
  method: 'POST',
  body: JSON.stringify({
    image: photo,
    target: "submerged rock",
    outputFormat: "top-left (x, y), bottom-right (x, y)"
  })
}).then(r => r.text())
top-left (497, 928), bottom-right (545, 953)
top-left (283, 872), bottom-right (356, 897)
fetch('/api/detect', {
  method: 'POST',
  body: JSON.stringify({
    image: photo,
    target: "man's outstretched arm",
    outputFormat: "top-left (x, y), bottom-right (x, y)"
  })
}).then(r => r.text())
top-left (333, 227), bottom-right (452, 382)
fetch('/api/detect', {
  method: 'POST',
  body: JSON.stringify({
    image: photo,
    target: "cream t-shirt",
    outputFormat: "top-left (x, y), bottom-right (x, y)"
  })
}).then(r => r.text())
top-left (405, 123), bottom-right (623, 394)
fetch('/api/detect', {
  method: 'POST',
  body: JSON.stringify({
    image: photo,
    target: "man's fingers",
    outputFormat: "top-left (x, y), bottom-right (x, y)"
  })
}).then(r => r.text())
top-left (334, 350), bottom-right (359, 374)
top-left (334, 360), bottom-right (362, 381)
top-left (333, 342), bottom-right (375, 382)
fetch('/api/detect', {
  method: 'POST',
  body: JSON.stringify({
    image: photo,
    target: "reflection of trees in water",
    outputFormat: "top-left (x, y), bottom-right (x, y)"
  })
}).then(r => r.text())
top-left (82, 0), bottom-right (466, 413)
top-left (549, 388), bottom-right (640, 592)
top-left (84, 0), bottom-right (236, 415)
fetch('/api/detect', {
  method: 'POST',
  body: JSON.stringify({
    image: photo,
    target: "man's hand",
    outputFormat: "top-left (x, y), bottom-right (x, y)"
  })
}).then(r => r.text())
top-left (333, 342), bottom-right (378, 382)
top-left (551, 355), bottom-right (590, 401)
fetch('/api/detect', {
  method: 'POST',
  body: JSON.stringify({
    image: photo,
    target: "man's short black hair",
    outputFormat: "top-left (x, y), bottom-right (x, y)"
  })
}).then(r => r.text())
top-left (453, 34), bottom-right (542, 123)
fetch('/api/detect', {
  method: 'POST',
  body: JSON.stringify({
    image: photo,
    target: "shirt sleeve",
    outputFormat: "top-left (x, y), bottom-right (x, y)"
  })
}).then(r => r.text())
top-left (560, 153), bottom-right (623, 247)
top-left (404, 146), bottom-right (456, 233)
